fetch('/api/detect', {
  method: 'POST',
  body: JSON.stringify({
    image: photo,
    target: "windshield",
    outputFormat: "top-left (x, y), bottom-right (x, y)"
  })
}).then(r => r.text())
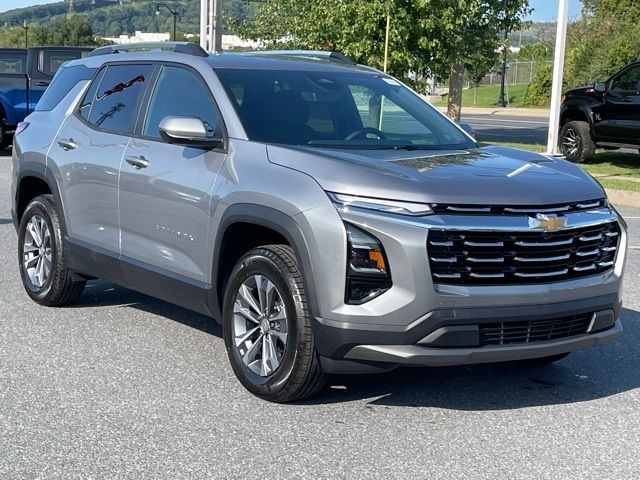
top-left (216, 68), bottom-right (476, 150)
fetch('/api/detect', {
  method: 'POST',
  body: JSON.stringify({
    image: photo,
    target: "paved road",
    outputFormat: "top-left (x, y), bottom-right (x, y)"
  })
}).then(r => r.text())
top-left (461, 113), bottom-right (550, 144)
top-left (1, 149), bottom-right (639, 479)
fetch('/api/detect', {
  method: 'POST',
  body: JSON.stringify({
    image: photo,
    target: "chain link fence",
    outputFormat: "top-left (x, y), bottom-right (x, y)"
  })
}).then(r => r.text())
top-left (466, 59), bottom-right (552, 88)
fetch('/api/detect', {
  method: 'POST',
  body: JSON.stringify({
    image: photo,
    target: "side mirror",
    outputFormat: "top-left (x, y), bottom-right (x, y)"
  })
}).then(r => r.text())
top-left (594, 81), bottom-right (607, 92)
top-left (158, 116), bottom-right (223, 149)
top-left (457, 121), bottom-right (476, 139)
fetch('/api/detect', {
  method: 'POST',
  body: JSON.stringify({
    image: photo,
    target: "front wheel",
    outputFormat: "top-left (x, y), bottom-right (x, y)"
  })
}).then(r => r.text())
top-left (222, 245), bottom-right (326, 402)
top-left (559, 120), bottom-right (595, 163)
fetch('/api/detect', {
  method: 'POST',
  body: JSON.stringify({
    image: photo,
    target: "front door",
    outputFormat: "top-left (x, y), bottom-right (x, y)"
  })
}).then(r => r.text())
top-left (118, 65), bottom-right (226, 284)
top-left (594, 63), bottom-right (640, 144)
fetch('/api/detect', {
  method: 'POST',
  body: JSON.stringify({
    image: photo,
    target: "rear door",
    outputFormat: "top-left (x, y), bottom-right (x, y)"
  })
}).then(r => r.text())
top-left (118, 64), bottom-right (226, 283)
top-left (595, 63), bottom-right (640, 144)
top-left (52, 63), bottom-right (155, 253)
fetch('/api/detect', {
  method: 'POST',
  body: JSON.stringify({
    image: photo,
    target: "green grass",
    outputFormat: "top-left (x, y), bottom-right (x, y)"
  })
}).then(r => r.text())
top-left (487, 142), bottom-right (640, 192)
top-left (433, 84), bottom-right (530, 108)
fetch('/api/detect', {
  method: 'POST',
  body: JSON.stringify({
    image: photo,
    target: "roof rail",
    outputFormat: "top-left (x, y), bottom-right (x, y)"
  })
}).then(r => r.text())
top-left (87, 42), bottom-right (208, 58)
top-left (244, 50), bottom-right (356, 64)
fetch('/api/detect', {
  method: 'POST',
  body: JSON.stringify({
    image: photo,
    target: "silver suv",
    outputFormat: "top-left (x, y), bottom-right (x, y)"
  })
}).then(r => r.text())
top-left (11, 43), bottom-right (628, 402)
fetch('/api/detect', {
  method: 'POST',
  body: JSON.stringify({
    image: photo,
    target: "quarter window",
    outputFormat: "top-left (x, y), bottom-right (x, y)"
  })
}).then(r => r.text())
top-left (143, 66), bottom-right (219, 139)
top-left (86, 64), bottom-right (154, 133)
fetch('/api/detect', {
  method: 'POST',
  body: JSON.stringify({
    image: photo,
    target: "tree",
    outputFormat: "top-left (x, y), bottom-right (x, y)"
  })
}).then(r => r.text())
top-left (235, 0), bottom-right (530, 120)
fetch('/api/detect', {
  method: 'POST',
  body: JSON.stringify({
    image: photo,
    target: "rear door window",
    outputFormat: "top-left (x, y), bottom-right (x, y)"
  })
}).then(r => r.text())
top-left (39, 50), bottom-right (88, 76)
top-left (0, 51), bottom-right (27, 74)
top-left (85, 64), bottom-right (154, 134)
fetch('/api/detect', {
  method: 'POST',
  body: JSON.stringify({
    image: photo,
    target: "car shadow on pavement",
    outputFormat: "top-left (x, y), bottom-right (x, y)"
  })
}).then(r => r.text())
top-left (73, 280), bottom-right (222, 338)
top-left (0, 218), bottom-right (14, 225)
top-left (68, 281), bottom-right (638, 410)
top-left (307, 307), bottom-right (640, 410)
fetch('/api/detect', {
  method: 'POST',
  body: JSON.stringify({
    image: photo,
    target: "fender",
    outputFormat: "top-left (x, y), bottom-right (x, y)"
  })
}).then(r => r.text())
top-left (209, 203), bottom-right (320, 321)
top-left (560, 99), bottom-right (595, 131)
top-left (15, 161), bottom-right (67, 235)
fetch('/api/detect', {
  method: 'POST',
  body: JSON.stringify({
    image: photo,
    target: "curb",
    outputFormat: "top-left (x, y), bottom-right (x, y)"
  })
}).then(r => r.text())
top-left (435, 106), bottom-right (550, 118)
top-left (606, 189), bottom-right (640, 208)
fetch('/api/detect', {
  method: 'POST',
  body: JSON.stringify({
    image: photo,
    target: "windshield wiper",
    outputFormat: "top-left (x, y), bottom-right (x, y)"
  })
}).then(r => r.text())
top-left (390, 144), bottom-right (442, 151)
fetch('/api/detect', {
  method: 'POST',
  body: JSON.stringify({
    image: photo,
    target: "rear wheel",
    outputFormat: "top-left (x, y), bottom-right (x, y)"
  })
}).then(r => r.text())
top-left (559, 120), bottom-right (595, 163)
top-left (18, 195), bottom-right (86, 306)
top-left (222, 245), bottom-right (326, 402)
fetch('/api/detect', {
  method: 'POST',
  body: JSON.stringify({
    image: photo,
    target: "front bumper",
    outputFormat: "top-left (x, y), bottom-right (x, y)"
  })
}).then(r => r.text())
top-left (343, 320), bottom-right (621, 367)
top-left (314, 293), bottom-right (622, 373)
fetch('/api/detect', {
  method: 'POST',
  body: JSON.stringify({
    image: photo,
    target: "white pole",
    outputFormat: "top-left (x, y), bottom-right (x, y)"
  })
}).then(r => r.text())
top-left (200, 0), bottom-right (207, 49)
top-left (208, 0), bottom-right (215, 51)
top-left (546, 0), bottom-right (569, 155)
top-left (212, 0), bottom-right (223, 52)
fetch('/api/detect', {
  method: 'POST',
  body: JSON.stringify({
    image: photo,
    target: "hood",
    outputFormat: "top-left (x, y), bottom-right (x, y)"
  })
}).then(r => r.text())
top-left (266, 144), bottom-right (605, 205)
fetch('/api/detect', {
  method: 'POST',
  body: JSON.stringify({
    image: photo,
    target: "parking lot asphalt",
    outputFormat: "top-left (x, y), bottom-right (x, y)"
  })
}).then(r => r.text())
top-left (461, 113), bottom-right (550, 144)
top-left (1, 148), bottom-right (639, 480)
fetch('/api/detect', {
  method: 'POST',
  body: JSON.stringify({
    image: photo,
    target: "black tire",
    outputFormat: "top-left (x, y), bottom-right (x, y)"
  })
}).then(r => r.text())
top-left (18, 194), bottom-right (86, 306)
top-left (517, 353), bottom-right (570, 366)
top-left (222, 245), bottom-right (327, 403)
top-left (0, 118), bottom-right (10, 150)
top-left (559, 120), bottom-right (596, 163)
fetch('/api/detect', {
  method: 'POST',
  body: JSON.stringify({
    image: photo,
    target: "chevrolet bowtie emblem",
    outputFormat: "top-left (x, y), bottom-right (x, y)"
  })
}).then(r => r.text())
top-left (528, 213), bottom-right (567, 232)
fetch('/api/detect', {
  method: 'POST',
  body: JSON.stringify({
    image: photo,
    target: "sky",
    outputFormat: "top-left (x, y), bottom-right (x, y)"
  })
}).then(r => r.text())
top-left (2, 0), bottom-right (585, 19)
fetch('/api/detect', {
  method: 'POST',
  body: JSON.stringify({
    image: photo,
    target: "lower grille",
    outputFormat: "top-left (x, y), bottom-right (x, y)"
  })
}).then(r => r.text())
top-left (479, 313), bottom-right (592, 346)
top-left (428, 221), bottom-right (621, 285)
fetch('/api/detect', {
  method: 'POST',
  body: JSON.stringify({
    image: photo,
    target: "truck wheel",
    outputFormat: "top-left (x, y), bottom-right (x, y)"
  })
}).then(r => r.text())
top-left (18, 195), bottom-right (86, 306)
top-left (222, 245), bottom-right (327, 403)
top-left (0, 119), bottom-right (10, 150)
top-left (559, 121), bottom-right (595, 163)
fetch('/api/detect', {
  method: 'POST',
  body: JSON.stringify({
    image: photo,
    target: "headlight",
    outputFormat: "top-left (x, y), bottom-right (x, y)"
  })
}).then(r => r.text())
top-left (345, 223), bottom-right (392, 304)
top-left (329, 192), bottom-right (433, 216)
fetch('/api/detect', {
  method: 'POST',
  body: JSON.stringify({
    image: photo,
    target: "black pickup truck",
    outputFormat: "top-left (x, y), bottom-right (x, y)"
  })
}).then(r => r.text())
top-left (560, 60), bottom-right (640, 162)
top-left (0, 46), bottom-right (91, 149)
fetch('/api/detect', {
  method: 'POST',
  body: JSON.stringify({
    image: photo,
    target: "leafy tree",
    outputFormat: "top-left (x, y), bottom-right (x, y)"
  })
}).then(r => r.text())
top-left (235, 0), bottom-right (530, 120)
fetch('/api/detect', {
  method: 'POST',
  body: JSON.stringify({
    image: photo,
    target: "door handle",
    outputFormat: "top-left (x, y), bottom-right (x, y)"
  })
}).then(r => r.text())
top-left (57, 138), bottom-right (77, 151)
top-left (125, 155), bottom-right (150, 169)
top-left (34, 81), bottom-right (50, 87)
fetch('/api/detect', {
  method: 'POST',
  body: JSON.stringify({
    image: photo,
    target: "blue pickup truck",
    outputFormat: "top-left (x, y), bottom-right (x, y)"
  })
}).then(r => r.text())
top-left (0, 46), bottom-right (92, 149)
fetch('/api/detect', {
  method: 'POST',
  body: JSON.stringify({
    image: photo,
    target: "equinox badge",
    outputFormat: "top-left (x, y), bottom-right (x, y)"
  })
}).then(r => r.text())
top-left (528, 213), bottom-right (568, 232)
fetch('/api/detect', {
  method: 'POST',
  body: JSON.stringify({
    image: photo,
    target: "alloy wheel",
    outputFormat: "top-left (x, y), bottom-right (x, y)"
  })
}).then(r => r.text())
top-left (561, 128), bottom-right (580, 158)
top-left (23, 214), bottom-right (52, 289)
top-left (232, 274), bottom-right (289, 377)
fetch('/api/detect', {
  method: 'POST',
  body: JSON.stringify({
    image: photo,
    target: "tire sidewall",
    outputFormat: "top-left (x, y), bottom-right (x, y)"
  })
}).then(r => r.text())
top-left (222, 252), bottom-right (302, 397)
top-left (17, 198), bottom-right (59, 301)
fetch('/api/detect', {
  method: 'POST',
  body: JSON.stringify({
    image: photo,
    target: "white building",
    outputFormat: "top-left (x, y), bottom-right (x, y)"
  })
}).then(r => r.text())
top-left (103, 31), bottom-right (171, 44)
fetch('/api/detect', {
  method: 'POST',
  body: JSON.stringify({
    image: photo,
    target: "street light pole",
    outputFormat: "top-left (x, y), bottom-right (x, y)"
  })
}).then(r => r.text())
top-left (155, 4), bottom-right (178, 41)
top-left (497, 0), bottom-right (508, 108)
top-left (20, 20), bottom-right (29, 48)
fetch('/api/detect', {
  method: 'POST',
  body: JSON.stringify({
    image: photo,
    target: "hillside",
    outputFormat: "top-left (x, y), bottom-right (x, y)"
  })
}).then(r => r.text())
top-left (0, 0), bottom-right (254, 36)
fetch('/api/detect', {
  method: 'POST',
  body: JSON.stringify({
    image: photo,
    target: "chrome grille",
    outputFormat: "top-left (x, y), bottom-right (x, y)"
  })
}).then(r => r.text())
top-left (428, 221), bottom-right (621, 285)
top-left (479, 313), bottom-right (593, 346)
top-left (431, 199), bottom-right (607, 215)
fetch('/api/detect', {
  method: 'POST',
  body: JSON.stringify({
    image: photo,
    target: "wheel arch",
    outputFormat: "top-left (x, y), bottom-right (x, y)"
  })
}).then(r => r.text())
top-left (15, 162), bottom-right (67, 235)
top-left (209, 204), bottom-right (319, 321)
top-left (560, 102), bottom-right (593, 128)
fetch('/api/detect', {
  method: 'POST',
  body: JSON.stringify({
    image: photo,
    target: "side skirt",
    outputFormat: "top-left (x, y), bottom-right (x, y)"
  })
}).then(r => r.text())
top-left (66, 237), bottom-right (215, 318)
